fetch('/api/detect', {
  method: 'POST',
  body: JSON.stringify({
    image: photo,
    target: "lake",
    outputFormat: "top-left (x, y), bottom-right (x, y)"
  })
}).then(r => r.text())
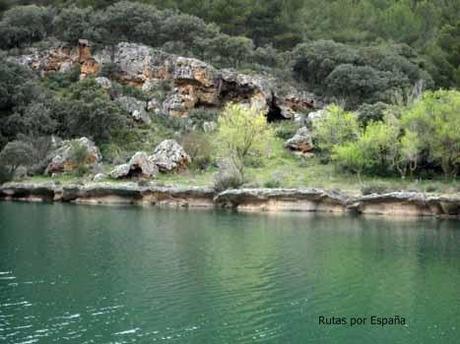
top-left (0, 202), bottom-right (459, 343)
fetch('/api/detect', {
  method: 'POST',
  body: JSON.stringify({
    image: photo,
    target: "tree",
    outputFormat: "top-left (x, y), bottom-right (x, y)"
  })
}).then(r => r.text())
top-left (332, 117), bottom-right (400, 177)
top-left (53, 78), bottom-right (127, 143)
top-left (215, 103), bottom-right (273, 176)
top-left (53, 6), bottom-right (92, 44)
top-left (401, 90), bottom-right (460, 178)
top-left (325, 64), bottom-right (395, 106)
top-left (0, 140), bottom-right (36, 174)
top-left (312, 105), bottom-right (360, 158)
top-left (0, 60), bottom-right (37, 112)
top-left (394, 130), bottom-right (421, 178)
top-left (332, 142), bottom-right (367, 181)
top-left (0, 5), bottom-right (52, 49)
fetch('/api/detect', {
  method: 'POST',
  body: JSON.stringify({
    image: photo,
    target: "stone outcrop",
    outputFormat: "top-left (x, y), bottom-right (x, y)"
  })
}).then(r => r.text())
top-left (349, 192), bottom-right (460, 216)
top-left (116, 96), bottom-right (151, 124)
top-left (2, 183), bottom-right (459, 217)
top-left (45, 137), bottom-right (101, 175)
top-left (214, 188), bottom-right (347, 212)
top-left (150, 139), bottom-right (191, 172)
top-left (110, 140), bottom-right (190, 179)
top-left (11, 41), bottom-right (319, 118)
top-left (285, 127), bottom-right (313, 154)
top-left (110, 152), bottom-right (158, 179)
top-left (95, 76), bottom-right (112, 90)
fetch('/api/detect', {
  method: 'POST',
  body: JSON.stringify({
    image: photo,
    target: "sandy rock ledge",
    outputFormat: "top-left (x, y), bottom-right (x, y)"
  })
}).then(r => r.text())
top-left (1, 182), bottom-right (460, 217)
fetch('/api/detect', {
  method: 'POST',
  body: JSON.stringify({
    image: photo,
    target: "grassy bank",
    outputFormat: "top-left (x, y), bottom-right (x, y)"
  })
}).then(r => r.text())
top-left (23, 138), bottom-right (460, 196)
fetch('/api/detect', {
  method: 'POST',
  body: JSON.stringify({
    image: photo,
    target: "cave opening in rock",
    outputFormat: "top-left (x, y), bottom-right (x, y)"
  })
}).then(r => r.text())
top-left (266, 98), bottom-right (285, 123)
top-left (127, 165), bottom-right (143, 178)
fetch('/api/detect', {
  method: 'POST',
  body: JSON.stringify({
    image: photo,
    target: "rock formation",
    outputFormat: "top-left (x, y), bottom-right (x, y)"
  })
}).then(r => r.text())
top-left (11, 40), bottom-right (319, 118)
top-left (115, 96), bottom-right (151, 124)
top-left (285, 127), bottom-right (314, 154)
top-left (110, 152), bottom-right (158, 179)
top-left (110, 140), bottom-right (190, 179)
top-left (150, 140), bottom-right (191, 172)
top-left (45, 137), bottom-right (101, 175)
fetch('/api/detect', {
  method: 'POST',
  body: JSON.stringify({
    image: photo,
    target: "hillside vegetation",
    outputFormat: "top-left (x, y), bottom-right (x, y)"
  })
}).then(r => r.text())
top-left (0, 0), bottom-right (459, 193)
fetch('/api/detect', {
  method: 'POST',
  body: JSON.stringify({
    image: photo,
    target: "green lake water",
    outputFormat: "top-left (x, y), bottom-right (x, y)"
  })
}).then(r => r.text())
top-left (0, 202), bottom-right (459, 343)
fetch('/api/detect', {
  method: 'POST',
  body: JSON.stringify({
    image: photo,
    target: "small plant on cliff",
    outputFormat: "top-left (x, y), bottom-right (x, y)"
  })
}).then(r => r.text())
top-left (215, 103), bottom-right (274, 177)
top-left (69, 142), bottom-right (90, 177)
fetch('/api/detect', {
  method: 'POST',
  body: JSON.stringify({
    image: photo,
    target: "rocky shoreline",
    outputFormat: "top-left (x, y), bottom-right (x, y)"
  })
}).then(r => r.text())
top-left (1, 182), bottom-right (460, 217)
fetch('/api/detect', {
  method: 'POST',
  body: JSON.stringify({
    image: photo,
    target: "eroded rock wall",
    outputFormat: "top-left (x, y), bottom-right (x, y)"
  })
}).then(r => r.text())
top-left (11, 41), bottom-right (318, 118)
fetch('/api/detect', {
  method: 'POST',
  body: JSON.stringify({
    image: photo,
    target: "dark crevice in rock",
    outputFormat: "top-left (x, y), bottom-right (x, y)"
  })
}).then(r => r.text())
top-left (127, 166), bottom-right (144, 178)
top-left (266, 96), bottom-right (285, 122)
top-left (219, 80), bottom-right (254, 102)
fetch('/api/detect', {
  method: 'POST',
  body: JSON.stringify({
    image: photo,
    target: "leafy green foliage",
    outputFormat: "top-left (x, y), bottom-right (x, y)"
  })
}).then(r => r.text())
top-left (214, 159), bottom-right (243, 192)
top-left (312, 105), bottom-right (360, 158)
top-left (333, 118), bottom-right (399, 177)
top-left (357, 102), bottom-right (389, 127)
top-left (52, 78), bottom-right (127, 144)
top-left (0, 140), bottom-right (36, 174)
top-left (0, 5), bottom-right (52, 49)
top-left (179, 131), bottom-right (212, 170)
top-left (215, 103), bottom-right (274, 176)
top-left (69, 141), bottom-right (91, 176)
top-left (53, 6), bottom-right (92, 45)
top-left (401, 90), bottom-right (460, 177)
top-left (292, 40), bottom-right (433, 106)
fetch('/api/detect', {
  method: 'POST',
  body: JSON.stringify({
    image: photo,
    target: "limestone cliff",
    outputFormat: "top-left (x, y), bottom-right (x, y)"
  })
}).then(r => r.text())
top-left (11, 40), bottom-right (320, 118)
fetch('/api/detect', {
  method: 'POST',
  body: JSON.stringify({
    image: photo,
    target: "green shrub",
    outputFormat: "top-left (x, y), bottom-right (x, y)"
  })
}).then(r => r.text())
top-left (263, 175), bottom-right (282, 188)
top-left (357, 102), bottom-right (389, 127)
top-left (69, 141), bottom-right (91, 177)
top-left (312, 104), bottom-right (360, 159)
top-left (401, 90), bottom-right (460, 178)
top-left (361, 183), bottom-right (392, 195)
top-left (0, 140), bottom-right (36, 175)
top-left (188, 108), bottom-right (219, 129)
top-left (214, 159), bottom-right (243, 192)
top-left (273, 120), bottom-right (299, 140)
top-left (42, 65), bottom-right (81, 91)
top-left (333, 116), bottom-right (400, 177)
top-left (180, 132), bottom-right (213, 170)
top-left (215, 103), bottom-right (274, 176)
top-left (0, 165), bottom-right (13, 184)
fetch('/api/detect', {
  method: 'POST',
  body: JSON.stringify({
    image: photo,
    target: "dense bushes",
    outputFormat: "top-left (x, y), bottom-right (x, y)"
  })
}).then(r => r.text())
top-left (312, 105), bottom-right (360, 158)
top-left (0, 5), bottom-right (52, 49)
top-left (52, 78), bottom-right (127, 143)
top-left (215, 103), bottom-right (274, 177)
top-left (292, 41), bottom-right (433, 107)
top-left (1, 1), bottom-right (455, 97)
top-left (400, 90), bottom-right (460, 178)
top-left (0, 140), bottom-right (36, 175)
top-left (323, 90), bottom-right (460, 179)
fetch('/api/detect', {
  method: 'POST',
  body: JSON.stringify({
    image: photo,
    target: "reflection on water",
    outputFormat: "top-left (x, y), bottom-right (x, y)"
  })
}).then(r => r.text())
top-left (0, 202), bottom-right (459, 343)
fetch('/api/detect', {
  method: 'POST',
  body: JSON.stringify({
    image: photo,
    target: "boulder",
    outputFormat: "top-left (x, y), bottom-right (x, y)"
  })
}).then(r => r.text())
top-left (150, 140), bottom-right (191, 172)
top-left (110, 164), bottom-right (131, 179)
top-left (45, 137), bottom-right (101, 175)
top-left (285, 127), bottom-right (313, 153)
top-left (147, 98), bottom-right (161, 114)
top-left (308, 109), bottom-right (326, 123)
top-left (93, 173), bottom-right (107, 181)
top-left (116, 96), bottom-right (151, 124)
top-left (110, 152), bottom-right (158, 179)
top-left (95, 76), bottom-right (112, 90)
